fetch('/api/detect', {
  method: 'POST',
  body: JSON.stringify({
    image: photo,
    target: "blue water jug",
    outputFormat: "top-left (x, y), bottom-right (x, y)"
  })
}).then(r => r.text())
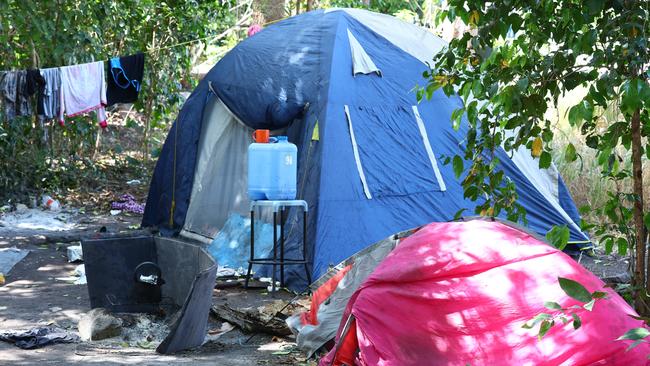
top-left (248, 136), bottom-right (297, 200)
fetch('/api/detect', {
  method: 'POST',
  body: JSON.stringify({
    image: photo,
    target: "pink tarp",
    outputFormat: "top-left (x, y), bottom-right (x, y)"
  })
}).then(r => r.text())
top-left (322, 220), bottom-right (649, 365)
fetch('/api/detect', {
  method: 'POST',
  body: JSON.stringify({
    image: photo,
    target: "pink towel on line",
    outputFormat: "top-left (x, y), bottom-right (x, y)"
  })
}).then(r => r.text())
top-left (58, 61), bottom-right (107, 128)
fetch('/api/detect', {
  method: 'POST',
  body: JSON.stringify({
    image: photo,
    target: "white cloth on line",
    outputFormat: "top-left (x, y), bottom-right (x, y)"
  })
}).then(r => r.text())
top-left (58, 61), bottom-right (107, 128)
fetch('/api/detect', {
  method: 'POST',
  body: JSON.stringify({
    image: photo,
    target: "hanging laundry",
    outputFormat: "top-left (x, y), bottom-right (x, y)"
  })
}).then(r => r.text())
top-left (0, 70), bottom-right (31, 121)
top-left (36, 68), bottom-right (61, 143)
top-left (25, 69), bottom-right (46, 99)
top-left (59, 61), bottom-right (107, 128)
top-left (106, 53), bottom-right (145, 106)
top-left (38, 68), bottom-right (61, 120)
top-left (25, 69), bottom-right (49, 142)
top-left (16, 71), bottom-right (32, 118)
top-left (0, 71), bottom-right (8, 120)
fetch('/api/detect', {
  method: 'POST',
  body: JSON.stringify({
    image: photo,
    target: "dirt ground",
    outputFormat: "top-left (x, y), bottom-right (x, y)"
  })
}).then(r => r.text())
top-left (0, 206), bottom-right (632, 366)
top-left (0, 210), bottom-right (313, 366)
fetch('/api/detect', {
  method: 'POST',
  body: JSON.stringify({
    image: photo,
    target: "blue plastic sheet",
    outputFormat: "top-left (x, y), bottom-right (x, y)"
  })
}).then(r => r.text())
top-left (0, 247), bottom-right (29, 274)
top-left (207, 213), bottom-right (277, 271)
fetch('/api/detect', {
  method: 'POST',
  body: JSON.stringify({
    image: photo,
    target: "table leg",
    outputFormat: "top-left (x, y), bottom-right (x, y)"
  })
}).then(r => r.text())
top-left (303, 210), bottom-right (312, 286)
top-left (280, 207), bottom-right (285, 288)
top-left (272, 211), bottom-right (277, 293)
top-left (245, 209), bottom-right (255, 288)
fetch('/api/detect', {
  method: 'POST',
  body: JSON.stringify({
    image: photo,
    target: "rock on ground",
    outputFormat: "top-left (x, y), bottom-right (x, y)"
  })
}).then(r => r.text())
top-left (78, 308), bottom-right (123, 341)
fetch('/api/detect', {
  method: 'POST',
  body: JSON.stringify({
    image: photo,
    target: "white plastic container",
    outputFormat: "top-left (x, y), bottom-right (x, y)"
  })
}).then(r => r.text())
top-left (248, 136), bottom-right (297, 200)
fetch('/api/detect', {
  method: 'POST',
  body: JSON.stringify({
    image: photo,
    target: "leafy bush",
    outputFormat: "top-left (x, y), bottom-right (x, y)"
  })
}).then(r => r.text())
top-left (0, 0), bottom-right (245, 202)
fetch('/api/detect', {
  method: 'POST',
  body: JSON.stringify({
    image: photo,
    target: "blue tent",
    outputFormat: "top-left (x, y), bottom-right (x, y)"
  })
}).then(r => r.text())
top-left (143, 9), bottom-right (590, 289)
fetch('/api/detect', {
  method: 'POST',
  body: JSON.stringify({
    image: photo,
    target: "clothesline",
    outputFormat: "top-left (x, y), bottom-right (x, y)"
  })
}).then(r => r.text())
top-left (0, 14), bottom-right (285, 128)
top-left (0, 29), bottom-right (232, 73)
top-left (1, 10), bottom-right (270, 73)
top-left (144, 10), bottom-right (288, 52)
top-left (0, 54), bottom-right (145, 130)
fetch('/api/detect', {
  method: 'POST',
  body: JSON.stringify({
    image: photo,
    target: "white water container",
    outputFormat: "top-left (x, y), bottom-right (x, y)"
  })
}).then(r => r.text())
top-left (248, 136), bottom-right (297, 200)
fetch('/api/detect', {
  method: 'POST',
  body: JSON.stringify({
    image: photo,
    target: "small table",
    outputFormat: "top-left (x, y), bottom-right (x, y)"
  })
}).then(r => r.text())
top-left (245, 200), bottom-right (311, 292)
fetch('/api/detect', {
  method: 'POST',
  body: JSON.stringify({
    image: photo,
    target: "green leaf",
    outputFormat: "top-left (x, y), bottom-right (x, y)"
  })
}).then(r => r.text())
top-left (453, 155), bottom-right (464, 178)
top-left (558, 277), bottom-right (593, 303)
top-left (617, 237), bottom-right (628, 256)
top-left (467, 101), bottom-right (478, 123)
top-left (416, 88), bottom-right (424, 102)
top-left (544, 301), bottom-right (562, 310)
top-left (522, 313), bottom-right (552, 329)
top-left (585, 0), bottom-right (605, 14)
top-left (568, 105), bottom-right (581, 126)
top-left (597, 148), bottom-right (612, 166)
top-left (571, 313), bottom-right (582, 330)
top-left (538, 320), bottom-right (553, 340)
top-left (451, 108), bottom-right (465, 123)
top-left (621, 79), bottom-right (643, 114)
top-left (516, 77), bottom-right (529, 91)
top-left (591, 291), bottom-right (608, 299)
top-left (546, 225), bottom-right (570, 250)
top-left (583, 299), bottom-right (596, 311)
top-left (568, 100), bottom-right (594, 126)
top-left (604, 238), bottom-right (614, 254)
top-left (565, 143), bottom-right (577, 162)
top-left (617, 328), bottom-right (650, 341)
top-left (539, 151), bottom-right (552, 169)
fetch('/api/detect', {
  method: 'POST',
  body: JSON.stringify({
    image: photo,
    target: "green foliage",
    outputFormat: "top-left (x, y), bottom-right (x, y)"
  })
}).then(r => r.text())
top-left (326, 0), bottom-right (421, 14)
top-left (538, 319), bottom-right (553, 340)
top-left (559, 277), bottom-right (593, 303)
top-left (564, 143), bottom-right (577, 162)
top-left (452, 155), bottom-right (464, 178)
top-left (421, 0), bottom-right (649, 301)
top-left (0, 0), bottom-right (243, 201)
top-left (617, 327), bottom-right (650, 352)
top-left (546, 225), bottom-right (570, 250)
top-left (592, 191), bottom-right (635, 256)
top-left (618, 327), bottom-right (650, 341)
top-left (543, 301), bottom-right (562, 310)
top-left (524, 277), bottom-right (608, 340)
top-left (323, 0), bottom-right (443, 27)
top-left (521, 313), bottom-right (552, 329)
top-left (570, 313), bottom-right (581, 330)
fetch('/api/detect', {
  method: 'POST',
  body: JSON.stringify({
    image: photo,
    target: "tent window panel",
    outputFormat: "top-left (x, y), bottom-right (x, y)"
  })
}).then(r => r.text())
top-left (350, 105), bottom-right (444, 198)
top-left (183, 98), bottom-right (251, 238)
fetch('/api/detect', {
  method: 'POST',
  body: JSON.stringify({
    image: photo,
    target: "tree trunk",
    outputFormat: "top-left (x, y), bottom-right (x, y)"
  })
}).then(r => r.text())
top-left (143, 28), bottom-right (157, 162)
top-left (631, 108), bottom-right (647, 293)
top-left (306, 0), bottom-right (314, 12)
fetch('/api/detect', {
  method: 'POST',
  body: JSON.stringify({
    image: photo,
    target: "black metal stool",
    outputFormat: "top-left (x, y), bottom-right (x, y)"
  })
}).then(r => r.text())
top-left (244, 200), bottom-right (311, 291)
